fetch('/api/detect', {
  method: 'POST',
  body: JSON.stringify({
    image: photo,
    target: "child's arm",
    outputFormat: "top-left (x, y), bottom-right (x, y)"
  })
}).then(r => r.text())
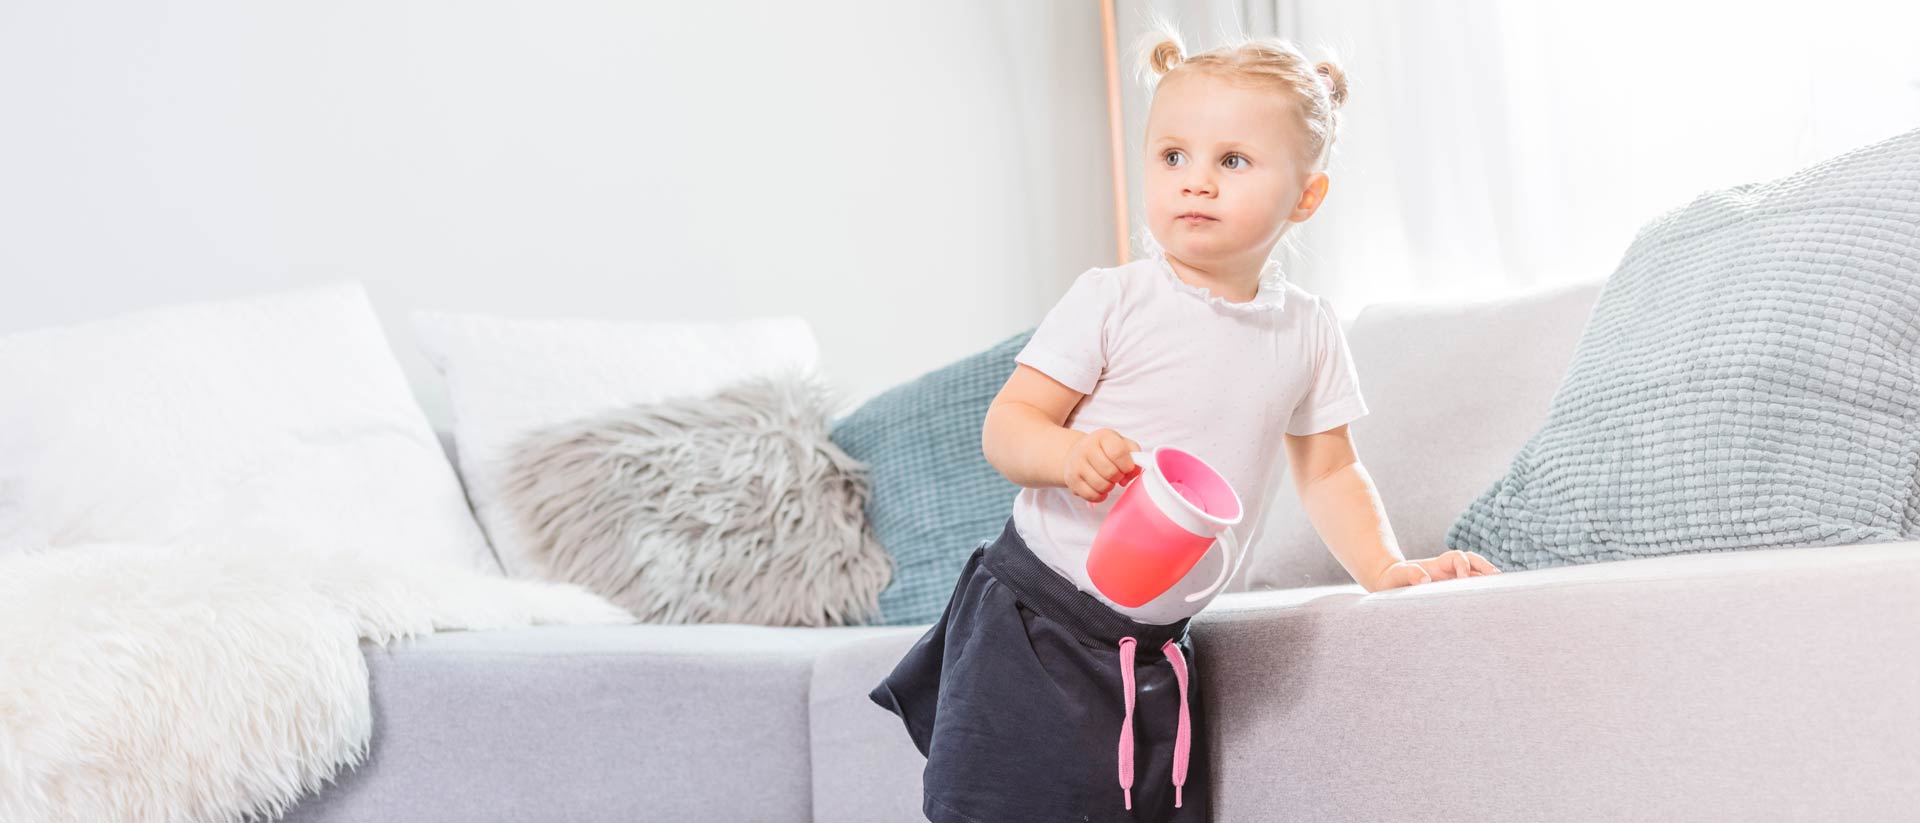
top-left (983, 364), bottom-right (1139, 504)
top-left (1285, 425), bottom-right (1500, 591)
top-left (1284, 424), bottom-right (1415, 592)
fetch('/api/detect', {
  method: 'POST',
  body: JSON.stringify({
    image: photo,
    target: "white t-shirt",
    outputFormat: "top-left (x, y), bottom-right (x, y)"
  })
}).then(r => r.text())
top-left (1011, 238), bottom-right (1369, 624)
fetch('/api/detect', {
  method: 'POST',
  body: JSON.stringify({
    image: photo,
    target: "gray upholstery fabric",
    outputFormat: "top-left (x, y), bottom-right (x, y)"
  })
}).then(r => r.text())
top-left (280, 624), bottom-right (900, 823)
top-left (1200, 540), bottom-right (1920, 821)
top-left (809, 630), bottom-right (928, 822)
top-left (278, 538), bottom-right (1920, 822)
top-left (811, 540), bottom-right (1920, 822)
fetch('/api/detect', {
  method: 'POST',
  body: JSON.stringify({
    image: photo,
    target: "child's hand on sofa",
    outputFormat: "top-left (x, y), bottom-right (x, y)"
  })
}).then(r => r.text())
top-left (1374, 551), bottom-right (1501, 590)
top-left (1372, 561), bottom-right (1431, 590)
top-left (1414, 549), bottom-right (1500, 581)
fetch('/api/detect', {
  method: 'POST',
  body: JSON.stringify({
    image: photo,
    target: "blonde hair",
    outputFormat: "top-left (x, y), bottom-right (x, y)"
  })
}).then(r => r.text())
top-left (1138, 28), bottom-right (1349, 172)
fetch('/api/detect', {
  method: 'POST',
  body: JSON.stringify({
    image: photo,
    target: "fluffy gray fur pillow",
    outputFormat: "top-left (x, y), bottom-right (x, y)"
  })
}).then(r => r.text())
top-left (498, 371), bottom-right (891, 626)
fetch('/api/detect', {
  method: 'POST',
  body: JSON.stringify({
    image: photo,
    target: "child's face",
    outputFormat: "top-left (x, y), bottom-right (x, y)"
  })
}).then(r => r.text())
top-left (1143, 73), bottom-right (1323, 269)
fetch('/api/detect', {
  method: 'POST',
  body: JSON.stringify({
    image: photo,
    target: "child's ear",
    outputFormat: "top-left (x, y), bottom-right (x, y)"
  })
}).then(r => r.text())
top-left (1289, 172), bottom-right (1331, 223)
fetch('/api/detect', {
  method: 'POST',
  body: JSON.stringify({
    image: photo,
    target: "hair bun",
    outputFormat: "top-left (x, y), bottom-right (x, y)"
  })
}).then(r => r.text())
top-left (1314, 60), bottom-right (1349, 108)
top-left (1147, 36), bottom-right (1185, 77)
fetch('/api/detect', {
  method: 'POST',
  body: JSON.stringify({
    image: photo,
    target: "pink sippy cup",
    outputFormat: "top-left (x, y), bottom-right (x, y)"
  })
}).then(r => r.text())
top-left (1086, 446), bottom-right (1246, 608)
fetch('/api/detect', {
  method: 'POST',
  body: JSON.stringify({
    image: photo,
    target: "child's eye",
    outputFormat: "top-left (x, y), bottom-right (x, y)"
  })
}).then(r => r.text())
top-left (1163, 149), bottom-right (1187, 167)
top-left (1223, 154), bottom-right (1249, 170)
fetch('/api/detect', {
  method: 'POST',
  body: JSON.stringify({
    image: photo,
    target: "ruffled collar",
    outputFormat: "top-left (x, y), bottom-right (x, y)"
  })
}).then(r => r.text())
top-left (1140, 231), bottom-right (1287, 314)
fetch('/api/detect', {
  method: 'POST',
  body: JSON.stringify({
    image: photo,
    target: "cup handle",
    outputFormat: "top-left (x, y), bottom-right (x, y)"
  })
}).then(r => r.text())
top-left (1183, 527), bottom-right (1248, 603)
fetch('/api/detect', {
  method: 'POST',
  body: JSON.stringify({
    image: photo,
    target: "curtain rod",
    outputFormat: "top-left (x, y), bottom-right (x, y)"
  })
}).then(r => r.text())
top-left (1099, 0), bottom-right (1129, 266)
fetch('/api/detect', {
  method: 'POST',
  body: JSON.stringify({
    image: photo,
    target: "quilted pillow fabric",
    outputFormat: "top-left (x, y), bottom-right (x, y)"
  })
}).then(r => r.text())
top-left (1446, 128), bottom-right (1920, 570)
top-left (830, 330), bottom-right (1031, 625)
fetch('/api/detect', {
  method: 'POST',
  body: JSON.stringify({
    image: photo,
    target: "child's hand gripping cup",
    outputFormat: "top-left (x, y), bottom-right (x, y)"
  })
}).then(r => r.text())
top-left (1086, 446), bottom-right (1249, 607)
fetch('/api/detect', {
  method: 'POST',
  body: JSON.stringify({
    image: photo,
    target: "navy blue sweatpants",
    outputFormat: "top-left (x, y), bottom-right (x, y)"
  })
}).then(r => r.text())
top-left (869, 517), bottom-right (1209, 822)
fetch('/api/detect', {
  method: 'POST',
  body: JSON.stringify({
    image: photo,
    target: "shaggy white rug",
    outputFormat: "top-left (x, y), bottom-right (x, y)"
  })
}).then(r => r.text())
top-left (0, 542), bottom-right (633, 823)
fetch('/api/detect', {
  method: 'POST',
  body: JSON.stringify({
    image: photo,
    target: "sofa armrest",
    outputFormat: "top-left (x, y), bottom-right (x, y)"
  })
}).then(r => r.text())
top-left (1194, 541), bottom-right (1920, 821)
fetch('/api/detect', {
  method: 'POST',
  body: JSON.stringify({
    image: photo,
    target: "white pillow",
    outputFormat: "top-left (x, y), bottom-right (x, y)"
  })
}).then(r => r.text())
top-left (0, 282), bottom-right (495, 571)
top-left (411, 310), bottom-right (819, 578)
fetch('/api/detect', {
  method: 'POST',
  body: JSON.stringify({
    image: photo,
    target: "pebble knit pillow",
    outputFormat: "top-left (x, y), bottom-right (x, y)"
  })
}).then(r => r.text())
top-left (1447, 128), bottom-right (1920, 570)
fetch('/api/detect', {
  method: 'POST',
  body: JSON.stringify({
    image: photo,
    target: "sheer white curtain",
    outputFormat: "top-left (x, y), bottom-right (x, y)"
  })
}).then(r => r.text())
top-left (1111, 0), bottom-right (1920, 313)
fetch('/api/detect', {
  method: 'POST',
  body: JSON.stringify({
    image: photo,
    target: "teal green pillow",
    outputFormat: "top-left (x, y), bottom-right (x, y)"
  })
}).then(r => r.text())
top-left (830, 330), bottom-right (1032, 625)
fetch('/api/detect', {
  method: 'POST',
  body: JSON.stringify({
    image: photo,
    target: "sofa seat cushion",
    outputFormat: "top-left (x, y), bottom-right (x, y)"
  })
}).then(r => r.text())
top-left (284, 623), bottom-right (902, 823)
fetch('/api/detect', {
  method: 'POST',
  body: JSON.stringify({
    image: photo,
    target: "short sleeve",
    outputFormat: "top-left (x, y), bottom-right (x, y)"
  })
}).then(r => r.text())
top-left (1014, 269), bottom-right (1115, 395)
top-left (1286, 295), bottom-right (1369, 436)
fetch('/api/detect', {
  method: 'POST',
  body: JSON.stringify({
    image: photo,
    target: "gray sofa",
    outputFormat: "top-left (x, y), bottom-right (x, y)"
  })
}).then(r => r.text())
top-left (285, 278), bottom-right (1920, 822)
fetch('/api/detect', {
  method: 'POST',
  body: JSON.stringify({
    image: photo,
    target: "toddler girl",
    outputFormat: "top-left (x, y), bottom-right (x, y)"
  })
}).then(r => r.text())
top-left (871, 28), bottom-right (1500, 823)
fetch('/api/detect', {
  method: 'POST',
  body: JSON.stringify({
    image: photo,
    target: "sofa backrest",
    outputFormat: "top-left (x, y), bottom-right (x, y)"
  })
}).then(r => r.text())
top-left (425, 278), bottom-right (1610, 591)
top-left (1239, 277), bottom-right (1607, 590)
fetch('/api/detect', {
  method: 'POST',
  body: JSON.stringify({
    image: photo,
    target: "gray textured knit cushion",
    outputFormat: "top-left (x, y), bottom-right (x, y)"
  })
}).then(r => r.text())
top-left (498, 371), bottom-right (892, 626)
top-left (1446, 127), bottom-right (1920, 570)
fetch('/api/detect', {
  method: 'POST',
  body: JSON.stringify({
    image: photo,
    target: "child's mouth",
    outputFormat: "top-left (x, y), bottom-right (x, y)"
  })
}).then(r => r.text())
top-left (1178, 214), bottom-right (1217, 225)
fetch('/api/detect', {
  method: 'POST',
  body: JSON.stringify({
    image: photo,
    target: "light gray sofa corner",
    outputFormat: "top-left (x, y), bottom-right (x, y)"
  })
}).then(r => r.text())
top-left (281, 624), bottom-right (911, 823)
top-left (286, 276), bottom-right (1920, 822)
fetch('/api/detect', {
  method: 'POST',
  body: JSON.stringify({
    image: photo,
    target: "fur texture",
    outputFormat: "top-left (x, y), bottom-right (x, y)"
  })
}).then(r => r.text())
top-left (0, 543), bottom-right (631, 823)
top-left (501, 370), bottom-right (892, 626)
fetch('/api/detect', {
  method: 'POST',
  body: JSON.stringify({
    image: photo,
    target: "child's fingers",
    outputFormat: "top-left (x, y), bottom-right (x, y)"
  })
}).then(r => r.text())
top-left (1465, 551), bottom-right (1502, 575)
top-left (1082, 477), bottom-right (1111, 506)
top-left (1078, 465), bottom-right (1116, 497)
top-left (1384, 562), bottom-right (1429, 589)
top-left (1425, 550), bottom-right (1471, 579)
top-left (1085, 450), bottom-right (1122, 486)
top-left (1069, 475), bottom-right (1099, 503)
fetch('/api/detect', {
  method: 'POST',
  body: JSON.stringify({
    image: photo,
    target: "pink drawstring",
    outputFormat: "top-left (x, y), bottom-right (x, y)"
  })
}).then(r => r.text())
top-left (1117, 637), bottom-right (1137, 810)
top-left (1116, 636), bottom-right (1192, 810)
top-left (1164, 639), bottom-right (1191, 808)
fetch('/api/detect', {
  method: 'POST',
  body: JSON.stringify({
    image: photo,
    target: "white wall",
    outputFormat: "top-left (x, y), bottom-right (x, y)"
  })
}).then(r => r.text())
top-left (0, 1), bottom-right (1114, 427)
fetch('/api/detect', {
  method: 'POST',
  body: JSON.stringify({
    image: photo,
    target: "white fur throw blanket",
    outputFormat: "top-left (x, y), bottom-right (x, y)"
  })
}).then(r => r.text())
top-left (0, 543), bottom-right (632, 823)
